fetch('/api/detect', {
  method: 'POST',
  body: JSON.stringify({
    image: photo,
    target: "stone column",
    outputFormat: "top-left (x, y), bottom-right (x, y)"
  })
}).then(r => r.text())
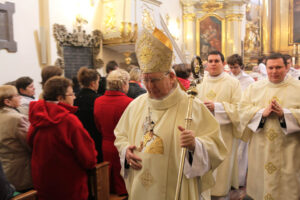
top-left (225, 13), bottom-right (244, 57)
top-left (261, 0), bottom-right (272, 54)
top-left (182, 3), bottom-right (196, 62)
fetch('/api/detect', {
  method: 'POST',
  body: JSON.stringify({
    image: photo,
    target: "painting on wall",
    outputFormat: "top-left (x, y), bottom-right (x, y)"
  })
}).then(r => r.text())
top-left (198, 16), bottom-right (222, 60)
top-left (290, 0), bottom-right (300, 44)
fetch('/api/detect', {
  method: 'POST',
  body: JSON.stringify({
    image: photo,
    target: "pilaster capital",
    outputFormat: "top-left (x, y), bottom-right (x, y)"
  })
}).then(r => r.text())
top-left (225, 13), bottom-right (244, 21)
top-left (183, 13), bottom-right (196, 21)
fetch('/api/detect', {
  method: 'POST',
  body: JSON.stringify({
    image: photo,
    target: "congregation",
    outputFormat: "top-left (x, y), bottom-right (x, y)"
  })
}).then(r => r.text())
top-left (1, 28), bottom-right (300, 200)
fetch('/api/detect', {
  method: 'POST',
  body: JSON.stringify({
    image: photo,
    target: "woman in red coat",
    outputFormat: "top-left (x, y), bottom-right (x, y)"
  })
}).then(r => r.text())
top-left (27, 77), bottom-right (97, 200)
top-left (94, 69), bottom-right (132, 197)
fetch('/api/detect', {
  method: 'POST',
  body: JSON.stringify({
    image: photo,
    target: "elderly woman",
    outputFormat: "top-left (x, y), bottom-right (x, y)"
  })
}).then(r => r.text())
top-left (127, 66), bottom-right (146, 99)
top-left (27, 76), bottom-right (97, 200)
top-left (94, 69), bottom-right (132, 197)
top-left (74, 67), bottom-right (103, 163)
top-left (0, 85), bottom-right (32, 191)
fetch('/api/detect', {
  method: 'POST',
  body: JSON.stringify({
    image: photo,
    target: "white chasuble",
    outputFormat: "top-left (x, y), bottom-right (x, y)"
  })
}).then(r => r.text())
top-left (114, 86), bottom-right (227, 200)
top-left (239, 75), bottom-right (300, 200)
top-left (197, 72), bottom-right (242, 196)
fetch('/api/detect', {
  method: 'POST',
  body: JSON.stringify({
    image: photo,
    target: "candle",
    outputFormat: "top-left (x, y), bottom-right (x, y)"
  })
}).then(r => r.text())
top-left (293, 44), bottom-right (297, 55)
top-left (292, 57), bottom-right (295, 66)
top-left (123, 0), bottom-right (126, 22)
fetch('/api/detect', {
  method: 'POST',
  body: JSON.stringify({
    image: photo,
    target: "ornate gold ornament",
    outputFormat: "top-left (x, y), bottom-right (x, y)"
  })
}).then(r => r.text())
top-left (138, 107), bottom-right (164, 155)
top-left (265, 162), bottom-right (277, 174)
top-left (142, 8), bottom-right (156, 32)
top-left (135, 28), bottom-right (173, 73)
top-left (225, 14), bottom-right (244, 21)
top-left (268, 96), bottom-right (282, 105)
top-left (206, 90), bottom-right (216, 100)
top-left (202, 0), bottom-right (223, 13)
top-left (183, 13), bottom-right (196, 21)
top-left (264, 193), bottom-right (274, 200)
top-left (266, 129), bottom-right (278, 142)
top-left (140, 169), bottom-right (154, 189)
top-left (53, 23), bottom-right (103, 69)
top-left (104, 6), bottom-right (117, 33)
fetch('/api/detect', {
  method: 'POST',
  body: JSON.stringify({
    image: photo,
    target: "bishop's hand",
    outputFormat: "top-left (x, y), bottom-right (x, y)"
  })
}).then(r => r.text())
top-left (178, 126), bottom-right (195, 152)
top-left (125, 145), bottom-right (142, 170)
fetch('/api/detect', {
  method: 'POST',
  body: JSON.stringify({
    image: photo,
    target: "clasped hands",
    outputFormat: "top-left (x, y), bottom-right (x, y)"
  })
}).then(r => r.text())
top-left (125, 126), bottom-right (196, 170)
top-left (262, 100), bottom-right (284, 118)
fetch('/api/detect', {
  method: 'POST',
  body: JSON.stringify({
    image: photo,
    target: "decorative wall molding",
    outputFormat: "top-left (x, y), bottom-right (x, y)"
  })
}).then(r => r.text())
top-left (0, 2), bottom-right (17, 52)
top-left (53, 23), bottom-right (103, 69)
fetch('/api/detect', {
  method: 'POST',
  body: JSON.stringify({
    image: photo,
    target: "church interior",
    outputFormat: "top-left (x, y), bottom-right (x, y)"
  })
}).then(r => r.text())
top-left (1, 0), bottom-right (299, 94)
top-left (1, 0), bottom-right (300, 200)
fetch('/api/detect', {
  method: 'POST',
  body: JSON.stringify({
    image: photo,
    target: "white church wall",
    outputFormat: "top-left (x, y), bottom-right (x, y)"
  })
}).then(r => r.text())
top-left (160, 0), bottom-right (183, 64)
top-left (0, 0), bottom-right (42, 96)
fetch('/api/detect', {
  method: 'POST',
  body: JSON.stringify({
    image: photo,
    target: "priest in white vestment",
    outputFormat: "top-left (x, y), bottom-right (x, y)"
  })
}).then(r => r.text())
top-left (239, 53), bottom-right (300, 200)
top-left (227, 54), bottom-right (254, 189)
top-left (284, 54), bottom-right (300, 80)
top-left (114, 28), bottom-right (227, 200)
top-left (196, 51), bottom-right (242, 200)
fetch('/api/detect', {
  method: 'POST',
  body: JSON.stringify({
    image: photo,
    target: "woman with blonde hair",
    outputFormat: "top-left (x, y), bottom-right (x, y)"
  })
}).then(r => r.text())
top-left (127, 66), bottom-right (146, 99)
top-left (0, 85), bottom-right (32, 191)
top-left (94, 69), bottom-right (132, 198)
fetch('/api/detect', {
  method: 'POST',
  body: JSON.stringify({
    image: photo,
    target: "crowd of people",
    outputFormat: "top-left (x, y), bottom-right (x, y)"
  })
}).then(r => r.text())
top-left (0, 27), bottom-right (300, 200)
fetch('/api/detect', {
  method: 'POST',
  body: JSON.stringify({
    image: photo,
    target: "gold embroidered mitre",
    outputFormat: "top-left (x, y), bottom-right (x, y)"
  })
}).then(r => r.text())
top-left (135, 28), bottom-right (173, 73)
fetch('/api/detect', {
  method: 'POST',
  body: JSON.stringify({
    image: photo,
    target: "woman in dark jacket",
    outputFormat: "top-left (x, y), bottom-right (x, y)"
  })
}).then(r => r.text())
top-left (127, 66), bottom-right (146, 99)
top-left (74, 67), bottom-right (103, 163)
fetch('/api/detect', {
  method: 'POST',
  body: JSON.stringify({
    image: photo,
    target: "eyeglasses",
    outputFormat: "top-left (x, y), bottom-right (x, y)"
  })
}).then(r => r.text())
top-left (65, 93), bottom-right (75, 97)
top-left (7, 94), bottom-right (20, 99)
top-left (142, 72), bottom-right (170, 84)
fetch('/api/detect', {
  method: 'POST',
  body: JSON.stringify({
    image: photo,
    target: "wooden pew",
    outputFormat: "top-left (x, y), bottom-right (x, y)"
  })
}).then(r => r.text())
top-left (88, 161), bottom-right (110, 200)
top-left (11, 190), bottom-right (37, 200)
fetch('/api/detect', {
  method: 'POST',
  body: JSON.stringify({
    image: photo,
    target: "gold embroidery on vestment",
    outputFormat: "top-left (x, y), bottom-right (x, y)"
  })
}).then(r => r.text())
top-left (264, 193), bottom-right (274, 200)
top-left (269, 96), bottom-right (282, 105)
top-left (139, 108), bottom-right (164, 154)
top-left (145, 136), bottom-right (164, 154)
top-left (265, 162), bottom-right (277, 174)
top-left (206, 90), bottom-right (216, 100)
top-left (266, 129), bottom-right (278, 141)
top-left (140, 168), bottom-right (154, 189)
top-left (140, 131), bottom-right (164, 154)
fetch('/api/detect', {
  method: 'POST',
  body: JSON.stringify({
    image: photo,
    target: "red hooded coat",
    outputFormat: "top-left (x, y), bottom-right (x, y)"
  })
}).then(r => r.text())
top-left (27, 100), bottom-right (97, 200)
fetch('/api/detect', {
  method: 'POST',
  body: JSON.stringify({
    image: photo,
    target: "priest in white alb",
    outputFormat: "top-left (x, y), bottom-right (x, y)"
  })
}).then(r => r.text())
top-left (114, 28), bottom-right (227, 200)
top-left (239, 53), bottom-right (300, 200)
top-left (197, 51), bottom-right (242, 200)
top-left (227, 54), bottom-right (254, 190)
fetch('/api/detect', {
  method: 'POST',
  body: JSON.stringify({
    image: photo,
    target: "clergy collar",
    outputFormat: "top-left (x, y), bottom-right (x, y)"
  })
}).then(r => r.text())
top-left (147, 85), bottom-right (185, 110)
top-left (206, 71), bottom-right (226, 81)
top-left (267, 74), bottom-right (291, 87)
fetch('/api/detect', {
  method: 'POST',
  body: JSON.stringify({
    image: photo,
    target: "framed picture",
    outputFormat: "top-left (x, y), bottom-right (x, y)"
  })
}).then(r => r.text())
top-left (289, 0), bottom-right (300, 44)
top-left (196, 14), bottom-right (224, 60)
top-left (0, 2), bottom-right (17, 52)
